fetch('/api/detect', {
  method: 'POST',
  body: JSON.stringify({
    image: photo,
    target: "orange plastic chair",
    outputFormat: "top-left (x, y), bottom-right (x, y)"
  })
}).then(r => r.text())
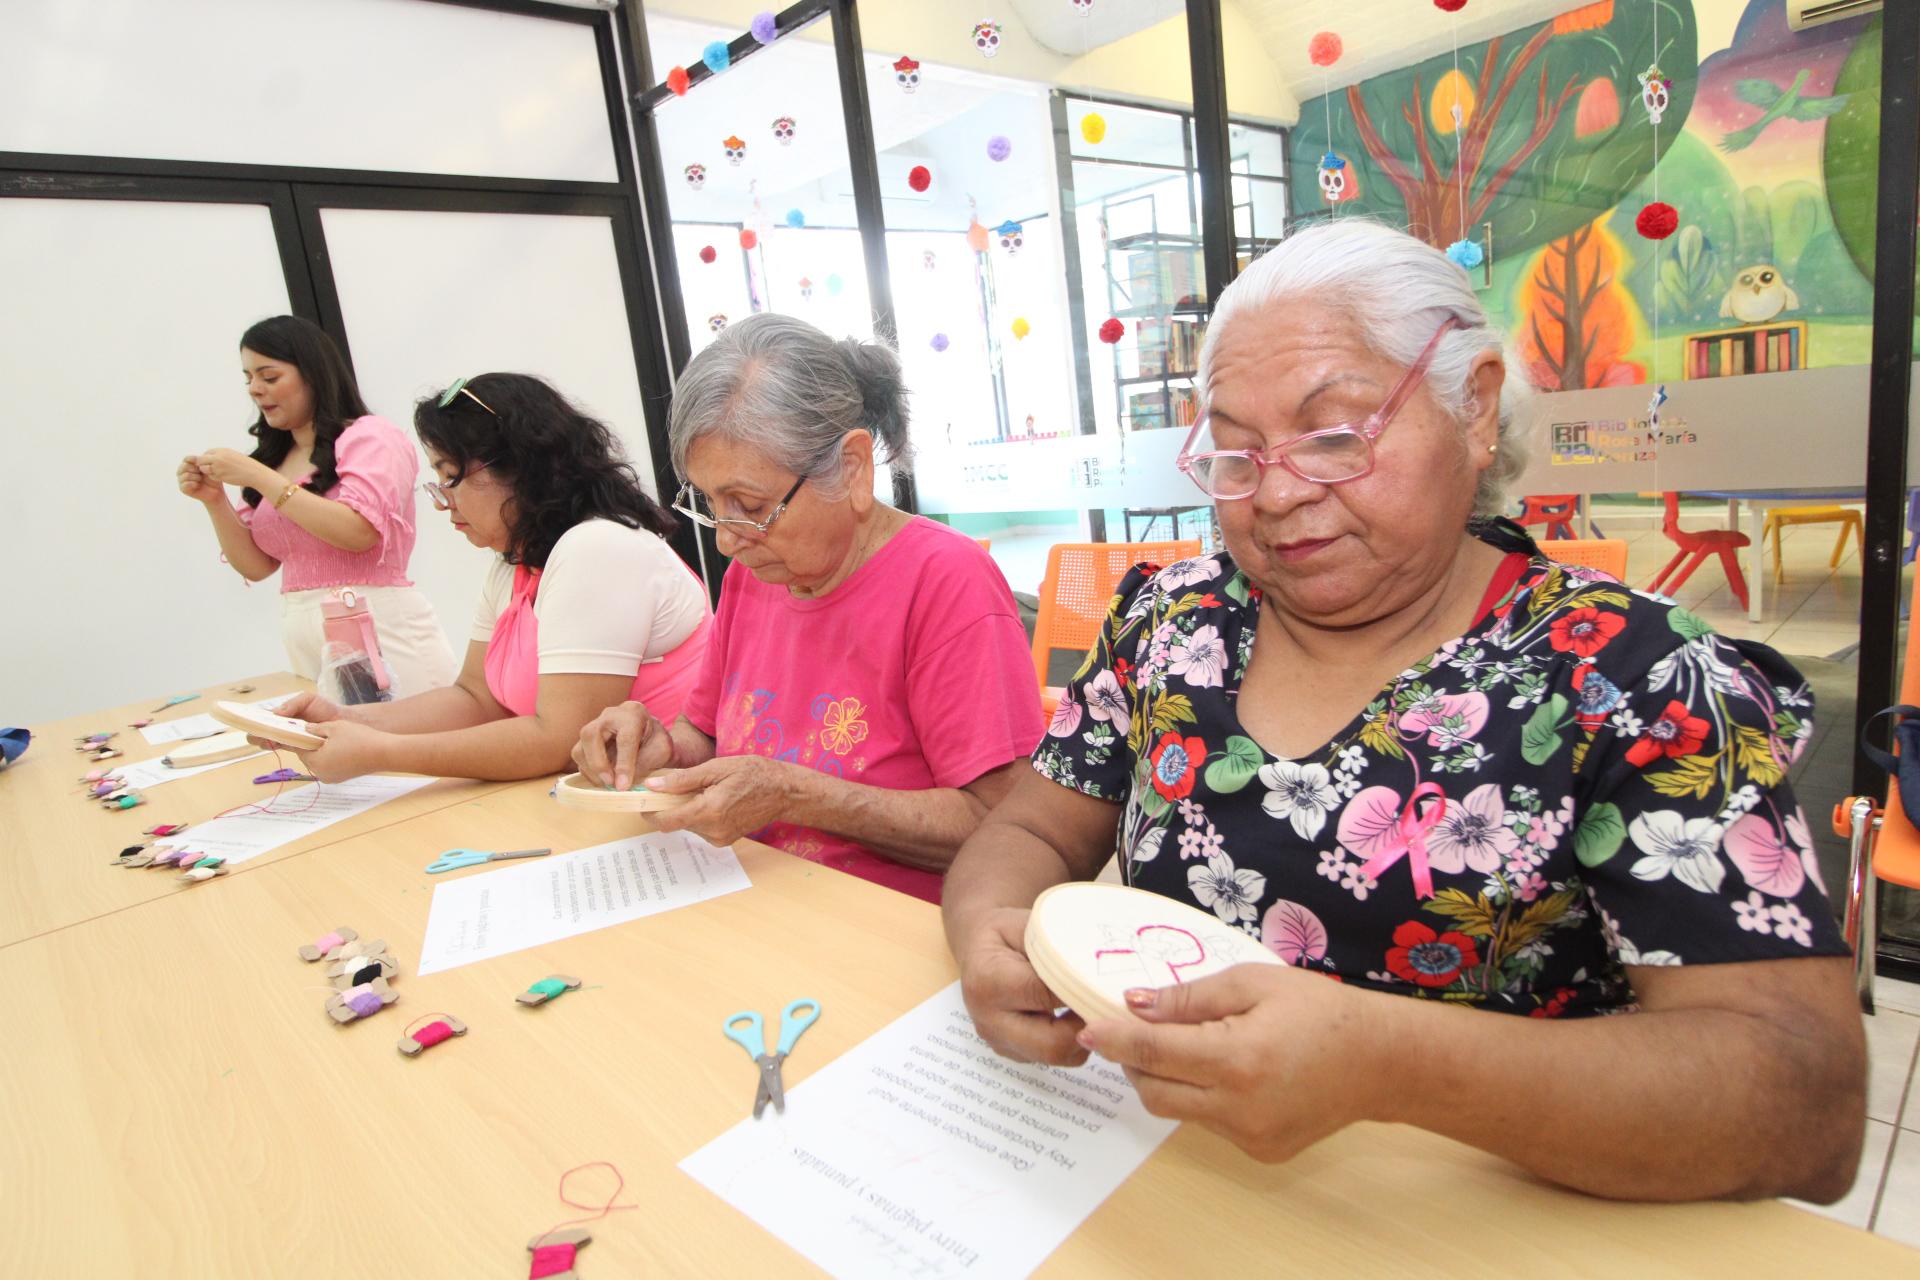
top-left (1543, 537), bottom-right (1628, 581)
top-left (1646, 492), bottom-right (1751, 611)
top-left (1032, 540), bottom-right (1202, 716)
top-left (1835, 560), bottom-right (1920, 1012)
top-left (1762, 505), bottom-right (1862, 583)
top-left (1516, 494), bottom-right (1581, 540)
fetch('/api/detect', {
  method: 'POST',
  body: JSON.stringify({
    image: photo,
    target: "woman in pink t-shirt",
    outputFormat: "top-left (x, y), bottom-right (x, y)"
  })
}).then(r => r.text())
top-left (177, 315), bottom-right (456, 698)
top-left (574, 315), bottom-right (1044, 904)
top-left (265, 374), bottom-right (710, 784)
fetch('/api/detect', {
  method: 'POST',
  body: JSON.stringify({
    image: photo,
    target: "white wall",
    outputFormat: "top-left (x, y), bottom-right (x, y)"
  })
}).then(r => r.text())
top-left (0, 199), bottom-right (295, 724)
top-left (0, 0), bottom-right (616, 182)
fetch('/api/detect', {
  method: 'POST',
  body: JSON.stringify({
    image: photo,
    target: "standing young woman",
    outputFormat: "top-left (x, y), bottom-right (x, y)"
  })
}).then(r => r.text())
top-left (176, 315), bottom-right (456, 698)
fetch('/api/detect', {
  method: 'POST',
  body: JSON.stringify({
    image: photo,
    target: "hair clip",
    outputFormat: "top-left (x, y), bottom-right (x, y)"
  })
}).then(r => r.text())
top-left (437, 375), bottom-right (497, 416)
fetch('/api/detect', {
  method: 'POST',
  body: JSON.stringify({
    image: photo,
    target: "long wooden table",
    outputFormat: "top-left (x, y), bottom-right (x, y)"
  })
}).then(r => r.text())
top-left (3, 688), bottom-right (1914, 1275)
top-left (0, 672), bottom-right (509, 947)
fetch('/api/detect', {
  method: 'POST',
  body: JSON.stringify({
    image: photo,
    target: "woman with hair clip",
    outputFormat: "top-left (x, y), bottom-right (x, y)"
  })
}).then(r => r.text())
top-left (266, 373), bottom-right (712, 784)
top-left (571, 314), bottom-right (1044, 903)
top-left (177, 314), bottom-right (457, 698)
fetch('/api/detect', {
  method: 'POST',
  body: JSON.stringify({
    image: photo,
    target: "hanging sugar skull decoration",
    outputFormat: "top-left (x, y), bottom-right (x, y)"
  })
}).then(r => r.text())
top-left (972, 22), bottom-right (1002, 59)
top-left (1638, 64), bottom-right (1671, 125)
top-left (684, 163), bottom-right (707, 190)
top-left (708, 314), bottom-right (728, 332)
top-left (893, 55), bottom-right (921, 93)
top-left (995, 219), bottom-right (1025, 253)
top-left (1071, 0), bottom-right (1093, 12)
top-left (771, 116), bottom-right (796, 146)
top-left (1317, 152), bottom-right (1348, 203)
top-left (798, 277), bottom-right (813, 301)
top-left (922, 249), bottom-right (936, 272)
top-left (723, 136), bottom-right (747, 166)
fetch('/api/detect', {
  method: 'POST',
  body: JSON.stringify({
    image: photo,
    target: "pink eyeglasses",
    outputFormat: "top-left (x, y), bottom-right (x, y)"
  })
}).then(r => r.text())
top-left (1176, 316), bottom-right (1463, 499)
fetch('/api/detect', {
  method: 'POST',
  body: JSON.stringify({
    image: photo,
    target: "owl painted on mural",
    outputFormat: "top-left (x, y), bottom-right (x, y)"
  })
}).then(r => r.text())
top-left (1719, 265), bottom-right (1799, 325)
top-left (973, 22), bottom-right (1002, 58)
top-left (684, 163), bottom-right (706, 190)
top-left (995, 219), bottom-right (1024, 253)
top-left (893, 55), bottom-right (921, 92)
top-left (771, 116), bottom-right (796, 145)
top-left (723, 136), bottom-right (747, 165)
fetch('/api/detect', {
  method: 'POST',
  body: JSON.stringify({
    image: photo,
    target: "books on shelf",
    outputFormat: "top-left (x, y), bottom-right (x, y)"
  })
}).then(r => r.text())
top-left (1682, 321), bottom-right (1806, 379)
top-left (1125, 385), bottom-right (1198, 433)
top-left (1126, 246), bottom-right (1201, 311)
top-left (1131, 316), bottom-right (1204, 379)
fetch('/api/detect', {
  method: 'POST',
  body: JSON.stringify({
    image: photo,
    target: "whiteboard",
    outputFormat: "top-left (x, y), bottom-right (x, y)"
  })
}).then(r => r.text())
top-left (317, 205), bottom-right (662, 652)
top-left (0, 198), bottom-right (294, 724)
top-left (0, 0), bottom-right (617, 182)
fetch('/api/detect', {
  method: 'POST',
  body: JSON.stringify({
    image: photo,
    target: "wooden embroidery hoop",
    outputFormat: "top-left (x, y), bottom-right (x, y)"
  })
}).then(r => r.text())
top-left (1024, 882), bottom-right (1285, 1023)
top-left (161, 731), bottom-right (257, 768)
top-left (552, 772), bottom-right (689, 814)
top-left (209, 701), bottom-right (323, 751)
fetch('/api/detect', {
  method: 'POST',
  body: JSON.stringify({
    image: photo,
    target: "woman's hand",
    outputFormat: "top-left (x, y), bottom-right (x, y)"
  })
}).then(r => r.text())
top-left (1076, 964), bottom-right (1383, 1163)
top-left (955, 907), bottom-right (1088, 1067)
top-left (288, 720), bottom-right (393, 784)
top-left (644, 755), bottom-right (811, 847)
top-left (272, 691), bottom-right (349, 724)
top-left (176, 455), bottom-right (223, 503)
top-left (572, 701), bottom-right (673, 790)
top-left (196, 447), bottom-right (277, 494)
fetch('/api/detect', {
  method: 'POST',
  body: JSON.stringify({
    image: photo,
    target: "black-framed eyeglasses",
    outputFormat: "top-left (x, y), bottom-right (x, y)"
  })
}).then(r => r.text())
top-left (436, 375), bottom-right (496, 416)
top-left (672, 476), bottom-right (807, 539)
top-left (422, 463), bottom-right (489, 512)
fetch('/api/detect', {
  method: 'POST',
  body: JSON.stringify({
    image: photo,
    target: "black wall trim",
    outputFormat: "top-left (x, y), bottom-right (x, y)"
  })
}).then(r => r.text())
top-left (0, 150), bottom-right (625, 199)
top-left (1184, 0), bottom-right (1238, 303)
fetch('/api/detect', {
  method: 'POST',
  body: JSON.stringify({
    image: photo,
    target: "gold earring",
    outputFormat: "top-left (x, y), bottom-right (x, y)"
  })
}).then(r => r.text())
top-left (1487, 443), bottom-right (1498, 454)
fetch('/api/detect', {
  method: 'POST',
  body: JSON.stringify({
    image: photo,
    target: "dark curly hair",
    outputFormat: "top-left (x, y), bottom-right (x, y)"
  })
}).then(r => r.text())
top-left (237, 315), bottom-right (371, 508)
top-left (414, 373), bottom-right (675, 569)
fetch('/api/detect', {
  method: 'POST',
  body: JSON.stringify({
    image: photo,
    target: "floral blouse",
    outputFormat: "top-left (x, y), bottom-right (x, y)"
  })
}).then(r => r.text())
top-left (1033, 521), bottom-right (1846, 1017)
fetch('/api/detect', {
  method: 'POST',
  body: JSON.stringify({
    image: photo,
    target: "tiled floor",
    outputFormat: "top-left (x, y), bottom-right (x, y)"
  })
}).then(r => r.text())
top-left (1788, 978), bottom-right (1920, 1246)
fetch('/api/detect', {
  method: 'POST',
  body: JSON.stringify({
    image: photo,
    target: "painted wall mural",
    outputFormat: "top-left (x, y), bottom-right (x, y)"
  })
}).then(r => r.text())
top-left (1290, 0), bottom-right (1887, 392)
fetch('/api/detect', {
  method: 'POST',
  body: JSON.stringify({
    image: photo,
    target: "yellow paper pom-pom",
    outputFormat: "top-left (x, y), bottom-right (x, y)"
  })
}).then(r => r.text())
top-left (1080, 113), bottom-right (1107, 144)
top-left (1011, 317), bottom-right (1031, 340)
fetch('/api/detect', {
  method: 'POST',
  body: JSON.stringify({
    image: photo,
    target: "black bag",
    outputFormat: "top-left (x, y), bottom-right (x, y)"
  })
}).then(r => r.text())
top-left (1861, 705), bottom-right (1920, 817)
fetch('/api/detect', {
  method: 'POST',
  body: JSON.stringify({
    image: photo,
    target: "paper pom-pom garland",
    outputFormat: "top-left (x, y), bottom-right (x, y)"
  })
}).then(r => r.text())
top-left (739, 229), bottom-right (758, 250)
top-left (1434, 0), bottom-right (1466, 10)
top-left (893, 56), bottom-right (921, 93)
top-left (667, 66), bottom-right (690, 96)
top-left (986, 136), bottom-right (1012, 162)
top-left (1080, 114), bottom-right (1106, 144)
top-left (702, 42), bottom-right (732, 74)
top-left (826, 274), bottom-right (844, 295)
top-left (1445, 239), bottom-right (1483, 269)
top-left (1308, 32), bottom-right (1342, 67)
top-left (1097, 317), bottom-right (1125, 344)
top-left (907, 165), bottom-right (932, 192)
top-left (966, 220), bottom-right (990, 253)
top-left (930, 333), bottom-right (950, 352)
top-left (1635, 201), bottom-right (1679, 240)
top-left (698, 245), bottom-right (717, 264)
top-left (1011, 317), bottom-right (1031, 340)
top-left (750, 11), bottom-right (778, 44)
top-left (972, 21), bottom-right (1002, 58)
top-left (785, 208), bottom-right (806, 228)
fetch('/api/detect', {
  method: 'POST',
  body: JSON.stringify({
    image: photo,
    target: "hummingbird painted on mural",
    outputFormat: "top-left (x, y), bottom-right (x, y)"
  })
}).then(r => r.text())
top-left (1719, 70), bottom-right (1851, 153)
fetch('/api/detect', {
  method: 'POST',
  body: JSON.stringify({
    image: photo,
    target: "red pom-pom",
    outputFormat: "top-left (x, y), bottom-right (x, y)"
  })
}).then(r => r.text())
top-left (666, 66), bottom-right (690, 96)
top-left (907, 165), bottom-right (931, 192)
top-left (698, 245), bottom-right (717, 264)
top-left (739, 229), bottom-right (758, 250)
top-left (1635, 201), bottom-right (1679, 240)
top-left (1308, 32), bottom-right (1342, 67)
top-left (1433, 0), bottom-right (1467, 10)
top-left (1097, 317), bottom-right (1125, 344)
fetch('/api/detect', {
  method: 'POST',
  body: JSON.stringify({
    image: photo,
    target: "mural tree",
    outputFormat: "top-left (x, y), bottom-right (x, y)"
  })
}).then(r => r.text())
top-left (1295, 0), bottom-right (1698, 256)
top-left (1513, 216), bottom-right (1643, 392)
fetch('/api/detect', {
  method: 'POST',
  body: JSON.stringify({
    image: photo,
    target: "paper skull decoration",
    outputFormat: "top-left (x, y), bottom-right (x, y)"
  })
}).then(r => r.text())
top-left (684, 163), bottom-right (706, 190)
top-left (798, 277), bottom-right (813, 301)
top-left (1071, 0), bottom-right (1093, 12)
top-left (922, 249), bottom-right (937, 272)
top-left (893, 55), bottom-right (921, 93)
top-left (1317, 151), bottom-right (1348, 203)
top-left (995, 219), bottom-right (1024, 253)
top-left (708, 314), bottom-right (728, 332)
top-left (722, 136), bottom-right (747, 166)
top-left (1638, 64), bottom-right (1671, 125)
top-left (771, 116), bottom-right (796, 145)
top-left (972, 22), bottom-right (1002, 58)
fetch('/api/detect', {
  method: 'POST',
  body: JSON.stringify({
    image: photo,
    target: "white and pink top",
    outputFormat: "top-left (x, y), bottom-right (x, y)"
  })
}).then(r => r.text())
top-left (234, 415), bottom-right (421, 591)
top-left (470, 519), bottom-right (711, 722)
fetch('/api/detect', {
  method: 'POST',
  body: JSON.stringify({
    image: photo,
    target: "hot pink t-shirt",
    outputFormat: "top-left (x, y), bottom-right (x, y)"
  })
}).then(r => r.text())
top-left (234, 415), bottom-right (421, 592)
top-left (683, 517), bottom-right (1043, 903)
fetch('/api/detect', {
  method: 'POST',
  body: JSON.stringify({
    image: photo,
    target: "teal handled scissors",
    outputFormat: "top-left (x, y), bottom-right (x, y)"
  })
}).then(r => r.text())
top-left (723, 998), bottom-right (822, 1118)
top-left (424, 846), bottom-right (552, 874)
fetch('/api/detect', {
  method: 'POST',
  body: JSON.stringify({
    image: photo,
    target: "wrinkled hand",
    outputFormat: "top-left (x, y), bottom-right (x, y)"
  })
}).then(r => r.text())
top-left (289, 720), bottom-right (392, 784)
top-left (644, 754), bottom-right (807, 847)
top-left (572, 701), bottom-right (672, 791)
top-left (196, 447), bottom-right (274, 491)
top-left (176, 455), bottom-right (223, 503)
top-left (957, 907), bottom-right (1087, 1067)
top-left (1076, 964), bottom-right (1380, 1163)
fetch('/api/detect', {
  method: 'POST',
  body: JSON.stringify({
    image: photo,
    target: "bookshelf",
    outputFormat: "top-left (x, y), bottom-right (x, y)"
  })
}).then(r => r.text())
top-left (1681, 320), bottom-right (1808, 379)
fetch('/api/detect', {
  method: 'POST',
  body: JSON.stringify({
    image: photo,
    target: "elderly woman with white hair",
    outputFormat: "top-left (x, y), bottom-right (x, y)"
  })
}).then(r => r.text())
top-left (943, 221), bottom-right (1865, 1203)
top-left (573, 314), bottom-right (1044, 903)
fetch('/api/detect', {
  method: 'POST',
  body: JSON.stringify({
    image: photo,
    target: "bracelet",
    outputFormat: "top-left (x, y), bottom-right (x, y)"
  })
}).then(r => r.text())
top-left (272, 482), bottom-right (301, 510)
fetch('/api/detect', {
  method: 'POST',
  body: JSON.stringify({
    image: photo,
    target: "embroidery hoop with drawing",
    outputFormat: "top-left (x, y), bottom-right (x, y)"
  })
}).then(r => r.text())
top-left (209, 701), bottom-right (324, 751)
